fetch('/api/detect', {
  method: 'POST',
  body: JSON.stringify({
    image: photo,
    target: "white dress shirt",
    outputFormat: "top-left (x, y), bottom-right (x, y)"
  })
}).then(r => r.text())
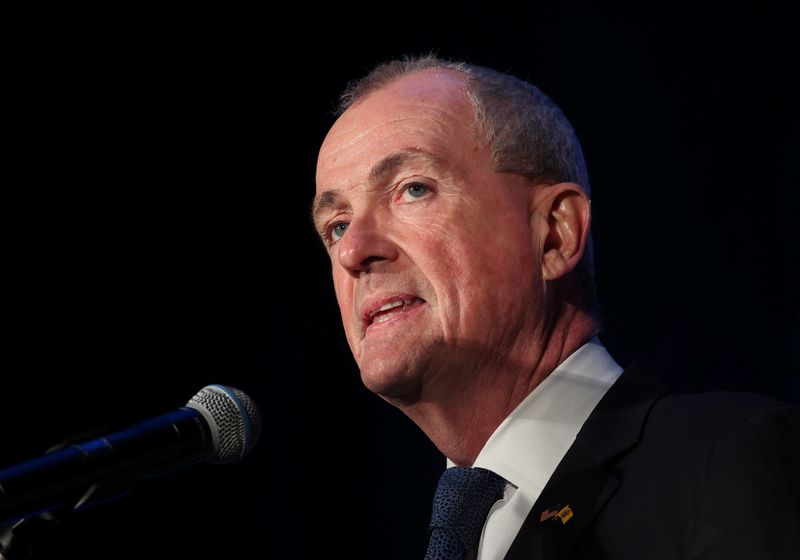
top-left (445, 338), bottom-right (623, 560)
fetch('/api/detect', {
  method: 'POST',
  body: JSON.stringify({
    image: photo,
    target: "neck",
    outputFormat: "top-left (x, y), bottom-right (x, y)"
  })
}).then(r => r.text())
top-left (389, 302), bottom-right (598, 466)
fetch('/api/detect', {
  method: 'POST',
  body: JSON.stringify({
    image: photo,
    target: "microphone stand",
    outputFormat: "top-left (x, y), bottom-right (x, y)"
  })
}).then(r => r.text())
top-left (0, 506), bottom-right (69, 560)
top-left (0, 428), bottom-right (132, 559)
top-left (0, 472), bottom-right (140, 560)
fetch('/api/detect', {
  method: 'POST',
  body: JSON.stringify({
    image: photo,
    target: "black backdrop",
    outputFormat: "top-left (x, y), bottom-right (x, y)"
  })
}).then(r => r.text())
top-left (3, 2), bottom-right (798, 558)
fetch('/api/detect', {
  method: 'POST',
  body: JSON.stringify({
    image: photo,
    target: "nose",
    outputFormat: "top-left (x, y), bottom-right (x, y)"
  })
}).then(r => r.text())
top-left (336, 216), bottom-right (399, 276)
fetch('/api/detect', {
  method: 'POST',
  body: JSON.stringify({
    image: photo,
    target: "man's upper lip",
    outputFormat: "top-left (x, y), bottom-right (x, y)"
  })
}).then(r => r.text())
top-left (360, 294), bottom-right (425, 325)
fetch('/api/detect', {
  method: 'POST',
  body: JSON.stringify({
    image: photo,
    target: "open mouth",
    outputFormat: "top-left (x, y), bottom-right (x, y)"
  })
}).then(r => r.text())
top-left (367, 297), bottom-right (426, 326)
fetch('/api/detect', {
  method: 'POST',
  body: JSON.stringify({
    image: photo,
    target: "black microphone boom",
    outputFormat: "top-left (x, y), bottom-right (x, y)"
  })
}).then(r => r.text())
top-left (0, 385), bottom-right (261, 525)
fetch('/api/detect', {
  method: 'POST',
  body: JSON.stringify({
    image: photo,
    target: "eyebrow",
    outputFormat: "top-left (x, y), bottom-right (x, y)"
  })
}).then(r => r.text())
top-left (311, 148), bottom-right (442, 223)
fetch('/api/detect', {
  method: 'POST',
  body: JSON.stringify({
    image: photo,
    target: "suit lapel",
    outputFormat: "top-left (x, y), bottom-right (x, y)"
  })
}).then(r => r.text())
top-left (505, 443), bottom-right (620, 560)
top-left (505, 363), bottom-right (668, 560)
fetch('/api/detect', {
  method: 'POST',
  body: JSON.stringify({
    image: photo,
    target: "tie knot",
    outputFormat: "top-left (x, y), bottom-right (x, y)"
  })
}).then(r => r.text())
top-left (428, 467), bottom-right (507, 552)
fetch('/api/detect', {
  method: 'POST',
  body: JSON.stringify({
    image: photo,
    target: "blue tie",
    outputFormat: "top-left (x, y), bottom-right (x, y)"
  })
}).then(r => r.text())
top-left (425, 466), bottom-right (507, 560)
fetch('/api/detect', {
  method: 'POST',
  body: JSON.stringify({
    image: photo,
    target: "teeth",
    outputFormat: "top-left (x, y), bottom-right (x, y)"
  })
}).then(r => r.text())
top-left (370, 298), bottom-right (420, 317)
top-left (377, 301), bottom-right (405, 313)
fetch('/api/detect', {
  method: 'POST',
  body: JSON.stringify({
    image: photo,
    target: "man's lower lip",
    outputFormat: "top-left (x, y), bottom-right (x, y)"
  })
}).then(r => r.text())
top-left (365, 301), bottom-right (426, 332)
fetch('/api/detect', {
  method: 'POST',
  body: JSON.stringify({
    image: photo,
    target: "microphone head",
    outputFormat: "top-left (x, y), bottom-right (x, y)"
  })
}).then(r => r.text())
top-left (186, 385), bottom-right (261, 464)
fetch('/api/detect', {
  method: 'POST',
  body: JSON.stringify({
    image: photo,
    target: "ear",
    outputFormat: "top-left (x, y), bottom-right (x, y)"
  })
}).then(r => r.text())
top-left (531, 183), bottom-right (591, 281)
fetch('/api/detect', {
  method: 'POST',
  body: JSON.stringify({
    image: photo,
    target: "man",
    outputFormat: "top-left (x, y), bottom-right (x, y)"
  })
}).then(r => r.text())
top-left (312, 56), bottom-right (799, 559)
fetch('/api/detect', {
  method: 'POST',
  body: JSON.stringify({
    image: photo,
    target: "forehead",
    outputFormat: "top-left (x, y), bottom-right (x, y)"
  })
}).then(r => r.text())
top-left (316, 70), bottom-right (480, 193)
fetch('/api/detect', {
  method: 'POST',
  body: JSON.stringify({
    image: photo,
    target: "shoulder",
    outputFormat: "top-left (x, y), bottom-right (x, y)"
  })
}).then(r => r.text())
top-left (650, 392), bottom-right (800, 556)
top-left (606, 361), bottom-right (799, 447)
top-left (646, 389), bottom-right (800, 445)
top-left (610, 382), bottom-right (800, 483)
top-left (597, 373), bottom-right (800, 557)
top-left (600, 363), bottom-right (800, 512)
top-left (652, 387), bottom-right (797, 422)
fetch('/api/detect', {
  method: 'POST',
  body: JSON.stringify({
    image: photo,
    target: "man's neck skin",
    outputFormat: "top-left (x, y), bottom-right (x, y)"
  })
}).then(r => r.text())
top-left (385, 300), bottom-right (598, 466)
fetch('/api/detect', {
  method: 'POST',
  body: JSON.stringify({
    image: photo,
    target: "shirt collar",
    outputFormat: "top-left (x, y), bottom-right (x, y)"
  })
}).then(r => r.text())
top-left (447, 338), bottom-right (623, 500)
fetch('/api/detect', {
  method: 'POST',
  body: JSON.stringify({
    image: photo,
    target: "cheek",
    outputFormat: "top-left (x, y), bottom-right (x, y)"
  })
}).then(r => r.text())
top-left (412, 224), bottom-right (470, 289)
top-left (415, 216), bottom-right (539, 328)
top-left (409, 228), bottom-right (494, 328)
top-left (418, 213), bottom-right (534, 280)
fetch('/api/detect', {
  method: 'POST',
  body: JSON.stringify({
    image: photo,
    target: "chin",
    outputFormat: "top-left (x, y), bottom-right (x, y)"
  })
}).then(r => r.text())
top-left (359, 361), bottom-right (424, 404)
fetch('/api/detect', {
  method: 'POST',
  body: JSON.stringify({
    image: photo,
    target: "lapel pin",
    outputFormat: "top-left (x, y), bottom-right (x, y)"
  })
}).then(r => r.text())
top-left (540, 504), bottom-right (574, 525)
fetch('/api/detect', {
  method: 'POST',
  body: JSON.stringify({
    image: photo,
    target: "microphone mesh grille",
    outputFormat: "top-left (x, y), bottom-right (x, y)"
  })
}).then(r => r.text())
top-left (229, 387), bottom-right (262, 448)
top-left (188, 385), bottom-right (261, 464)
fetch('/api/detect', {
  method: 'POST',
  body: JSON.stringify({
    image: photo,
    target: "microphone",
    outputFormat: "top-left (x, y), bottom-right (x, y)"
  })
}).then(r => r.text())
top-left (0, 385), bottom-right (261, 524)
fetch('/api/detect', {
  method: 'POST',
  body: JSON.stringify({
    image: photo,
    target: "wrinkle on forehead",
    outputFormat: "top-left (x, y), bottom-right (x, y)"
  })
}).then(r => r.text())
top-left (315, 70), bottom-right (489, 208)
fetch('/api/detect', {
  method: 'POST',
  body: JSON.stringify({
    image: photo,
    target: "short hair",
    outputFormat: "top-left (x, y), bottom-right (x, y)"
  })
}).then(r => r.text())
top-left (337, 55), bottom-right (598, 316)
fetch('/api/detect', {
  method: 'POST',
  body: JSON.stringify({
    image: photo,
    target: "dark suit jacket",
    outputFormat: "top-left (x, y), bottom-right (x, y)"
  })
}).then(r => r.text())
top-left (505, 362), bottom-right (800, 559)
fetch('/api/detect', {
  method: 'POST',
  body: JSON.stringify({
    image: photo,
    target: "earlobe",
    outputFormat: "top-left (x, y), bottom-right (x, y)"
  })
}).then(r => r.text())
top-left (537, 183), bottom-right (591, 281)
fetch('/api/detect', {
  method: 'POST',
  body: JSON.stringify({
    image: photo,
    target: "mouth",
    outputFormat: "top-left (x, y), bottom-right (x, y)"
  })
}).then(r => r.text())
top-left (365, 297), bottom-right (426, 328)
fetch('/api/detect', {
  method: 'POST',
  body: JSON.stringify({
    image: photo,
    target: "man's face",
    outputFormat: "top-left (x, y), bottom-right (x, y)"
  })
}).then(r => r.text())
top-left (314, 71), bottom-right (547, 403)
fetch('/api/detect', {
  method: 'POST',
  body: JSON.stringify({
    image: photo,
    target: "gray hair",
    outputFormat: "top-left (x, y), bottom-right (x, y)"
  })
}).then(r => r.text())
top-left (337, 55), bottom-right (598, 315)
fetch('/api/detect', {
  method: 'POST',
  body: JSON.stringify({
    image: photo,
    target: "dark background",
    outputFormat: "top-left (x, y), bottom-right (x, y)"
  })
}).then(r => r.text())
top-left (3, 1), bottom-right (798, 558)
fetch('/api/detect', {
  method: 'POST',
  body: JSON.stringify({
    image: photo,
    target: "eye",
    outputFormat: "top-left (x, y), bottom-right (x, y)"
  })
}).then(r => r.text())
top-left (329, 221), bottom-right (349, 243)
top-left (400, 182), bottom-right (430, 202)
